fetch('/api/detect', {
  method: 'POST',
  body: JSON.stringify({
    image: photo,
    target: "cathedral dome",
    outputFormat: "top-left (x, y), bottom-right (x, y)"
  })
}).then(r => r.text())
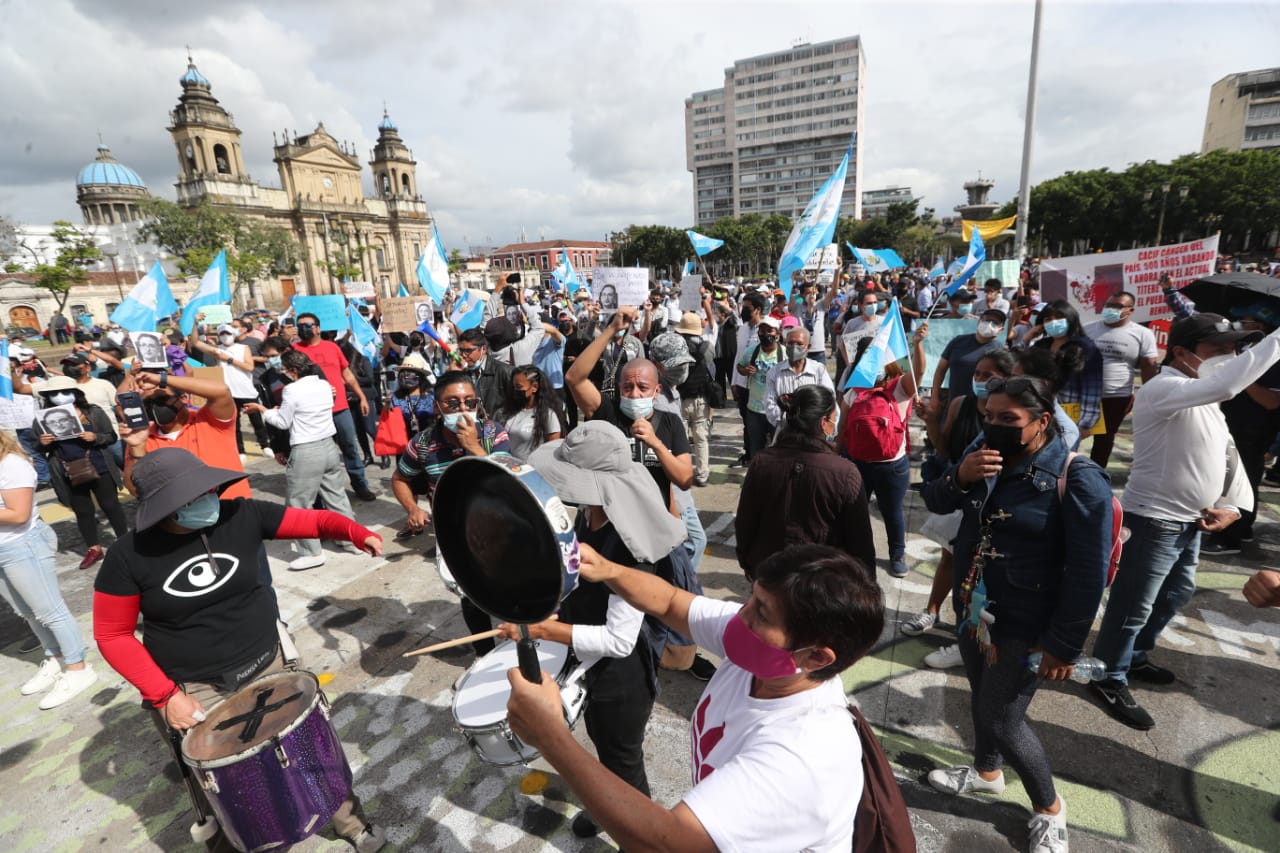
top-left (76, 144), bottom-right (146, 189)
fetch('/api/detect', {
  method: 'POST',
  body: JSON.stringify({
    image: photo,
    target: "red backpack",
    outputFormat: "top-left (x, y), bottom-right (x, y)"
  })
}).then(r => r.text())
top-left (1057, 452), bottom-right (1128, 586)
top-left (843, 380), bottom-right (909, 463)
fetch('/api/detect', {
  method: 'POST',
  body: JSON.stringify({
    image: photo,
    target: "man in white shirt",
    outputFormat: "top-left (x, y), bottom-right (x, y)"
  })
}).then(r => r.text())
top-left (764, 326), bottom-right (834, 427)
top-left (974, 278), bottom-right (1010, 315)
top-left (1090, 314), bottom-right (1280, 730)
top-left (789, 282), bottom-right (828, 364)
top-left (731, 293), bottom-right (767, 466)
top-left (1083, 291), bottom-right (1159, 467)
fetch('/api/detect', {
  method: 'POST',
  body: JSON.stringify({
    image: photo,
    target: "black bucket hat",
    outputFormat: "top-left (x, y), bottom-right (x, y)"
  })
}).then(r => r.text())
top-left (131, 448), bottom-right (247, 530)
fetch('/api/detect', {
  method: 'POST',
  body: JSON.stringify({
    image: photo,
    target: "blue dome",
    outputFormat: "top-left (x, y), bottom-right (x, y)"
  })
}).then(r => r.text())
top-left (76, 145), bottom-right (146, 189)
top-left (378, 109), bottom-right (397, 131)
top-left (181, 61), bottom-right (209, 87)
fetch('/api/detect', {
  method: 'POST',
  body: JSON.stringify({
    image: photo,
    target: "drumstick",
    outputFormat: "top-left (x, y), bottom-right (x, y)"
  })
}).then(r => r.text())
top-left (402, 615), bottom-right (558, 658)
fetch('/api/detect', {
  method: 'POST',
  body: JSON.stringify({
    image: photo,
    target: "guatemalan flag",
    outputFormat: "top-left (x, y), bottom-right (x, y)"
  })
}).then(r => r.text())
top-left (552, 251), bottom-right (582, 294)
top-left (686, 230), bottom-right (725, 257)
top-left (348, 302), bottom-right (381, 367)
top-left (110, 261), bottom-right (179, 332)
top-left (945, 227), bottom-right (986, 296)
top-left (416, 225), bottom-right (451, 303)
top-left (397, 282), bottom-right (410, 298)
top-left (847, 243), bottom-right (889, 273)
top-left (684, 261), bottom-right (696, 276)
top-left (778, 136), bottom-right (852, 300)
top-left (929, 256), bottom-right (945, 279)
top-left (845, 298), bottom-right (911, 390)
top-left (0, 340), bottom-right (11, 401)
top-left (179, 250), bottom-right (231, 335)
top-left (450, 290), bottom-right (486, 332)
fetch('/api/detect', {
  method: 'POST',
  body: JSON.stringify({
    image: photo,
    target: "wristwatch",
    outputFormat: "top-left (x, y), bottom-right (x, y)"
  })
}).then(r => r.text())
top-left (157, 370), bottom-right (168, 389)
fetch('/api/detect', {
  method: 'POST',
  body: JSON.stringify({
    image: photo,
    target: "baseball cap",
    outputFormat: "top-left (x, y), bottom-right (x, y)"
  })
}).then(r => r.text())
top-left (649, 332), bottom-right (695, 369)
top-left (1167, 313), bottom-right (1262, 353)
top-left (216, 324), bottom-right (237, 337)
top-left (759, 316), bottom-right (781, 330)
top-left (60, 353), bottom-right (90, 366)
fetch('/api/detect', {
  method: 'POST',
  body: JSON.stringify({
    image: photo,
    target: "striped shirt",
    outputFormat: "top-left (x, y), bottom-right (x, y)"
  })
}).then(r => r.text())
top-left (396, 419), bottom-right (511, 499)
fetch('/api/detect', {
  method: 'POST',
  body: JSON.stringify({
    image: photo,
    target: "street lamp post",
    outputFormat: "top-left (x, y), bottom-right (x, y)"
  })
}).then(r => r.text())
top-left (103, 250), bottom-right (123, 301)
top-left (1144, 183), bottom-right (1190, 246)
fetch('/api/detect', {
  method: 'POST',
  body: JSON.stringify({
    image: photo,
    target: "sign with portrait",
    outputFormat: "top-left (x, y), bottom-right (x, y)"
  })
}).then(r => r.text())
top-left (380, 297), bottom-right (435, 333)
top-left (590, 267), bottom-right (649, 309)
top-left (37, 404), bottom-right (82, 441)
top-left (130, 331), bottom-right (169, 369)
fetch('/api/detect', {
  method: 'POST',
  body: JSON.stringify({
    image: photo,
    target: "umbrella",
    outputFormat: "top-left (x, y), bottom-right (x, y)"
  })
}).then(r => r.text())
top-left (1180, 272), bottom-right (1280, 326)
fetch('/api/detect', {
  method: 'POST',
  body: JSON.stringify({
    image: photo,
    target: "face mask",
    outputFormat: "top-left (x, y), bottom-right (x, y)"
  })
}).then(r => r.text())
top-left (175, 492), bottom-right (221, 530)
top-left (442, 412), bottom-right (469, 432)
top-left (666, 365), bottom-right (690, 386)
top-left (956, 304), bottom-right (973, 316)
top-left (464, 358), bottom-right (482, 373)
top-left (612, 328), bottom-right (627, 341)
top-left (1101, 307), bottom-right (1124, 324)
top-left (1028, 294), bottom-right (1041, 306)
top-left (218, 333), bottom-right (235, 345)
top-left (722, 611), bottom-right (804, 680)
top-left (972, 378), bottom-right (992, 399)
top-left (976, 321), bottom-right (1002, 339)
top-left (558, 321), bottom-right (574, 334)
top-left (758, 333), bottom-right (778, 346)
top-left (740, 308), bottom-right (753, 323)
top-left (49, 392), bottom-right (76, 406)
top-left (148, 399), bottom-right (181, 426)
top-left (823, 414), bottom-right (838, 443)
top-left (1044, 318), bottom-right (1069, 338)
top-left (64, 366), bottom-right (86, 379)
top-left (398, 374), bottom-right (421, 391)
top-left (785, 343), bottom-right (807, 363)
top-left (619, 396), bottom-right (654, 420)
top-left (1187, 351), bottom-right (1233, 380)
top-left (862, 304), bottom-right (877, 317)
top-left (297, 325), bottom-right (317, 341)
top-left (266, 355), bottom-right (283, 369)
top-left (984, 421), bottom-right (1034, 457)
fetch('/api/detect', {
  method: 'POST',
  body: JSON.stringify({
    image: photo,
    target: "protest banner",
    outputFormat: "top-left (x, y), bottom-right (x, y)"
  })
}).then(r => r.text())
top-left (343, 280), bottom-right (376, 298)
top-left (200, 304), bottom-right (234, 326)
top-left (804, 244), bottom-right (840, 271)
top-left (679, 275), bottom-right (704, 311)
top-left (292, 294), bottom-right (349, 331)
top-left (591, 267), bottom-right (649, 309)
top-left (1038, 235), bottom-right (1219, 324)
top-left (381, 297), bottom-right (435, 332)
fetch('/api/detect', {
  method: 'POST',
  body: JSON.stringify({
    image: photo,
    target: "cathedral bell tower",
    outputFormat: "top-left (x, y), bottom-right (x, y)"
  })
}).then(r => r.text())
top-left (368, 109), bottom-right (419, 200)
top-left (168, 54), bottom-right (250, 202)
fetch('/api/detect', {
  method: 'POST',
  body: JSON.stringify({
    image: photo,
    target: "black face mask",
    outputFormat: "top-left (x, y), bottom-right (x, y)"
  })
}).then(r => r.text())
top-left (758, 333), bottom-right (779, 346)
top-left (297, 325), bottom-right (317, 341)
top-left (148, 399), bottom-right (181, 426)
top-left (740, 308), bottom-right (753, 323)
top-left (397, 374), bottom-right (421, 391)
top-left (983, 422), bottom-right (1030, 457)
top-left (558, 321), bottom-right (574, 334)
top-left (64, 366), bottom-right (87, 379)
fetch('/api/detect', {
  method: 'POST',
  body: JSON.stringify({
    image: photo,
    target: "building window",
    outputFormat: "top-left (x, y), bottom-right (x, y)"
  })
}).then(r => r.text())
top-left (401, 174), bottom-right (411, 194)
top-left (213, 143), bottom-right (231, 174)
top-left (375, 246), bottom-right (387, 269)
top-left (380, 174), bottom-right (391, 196)
top-left (541, 254), bottom-right (549, 269)
top-left (413, 241), bottom-right (421, 259)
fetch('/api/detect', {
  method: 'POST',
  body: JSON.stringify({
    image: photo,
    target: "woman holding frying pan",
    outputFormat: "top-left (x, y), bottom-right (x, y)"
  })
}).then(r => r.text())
top-left (495, 421), bottom-right (689, 838)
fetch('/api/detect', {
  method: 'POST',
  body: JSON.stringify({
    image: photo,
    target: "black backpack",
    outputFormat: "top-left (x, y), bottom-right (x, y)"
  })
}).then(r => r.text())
top-left (677, 336), bottom-right (714, 398)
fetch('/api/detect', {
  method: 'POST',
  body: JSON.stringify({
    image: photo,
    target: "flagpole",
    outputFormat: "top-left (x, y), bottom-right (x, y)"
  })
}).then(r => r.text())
top-left (1013, 0), bottom-right (1044, 262)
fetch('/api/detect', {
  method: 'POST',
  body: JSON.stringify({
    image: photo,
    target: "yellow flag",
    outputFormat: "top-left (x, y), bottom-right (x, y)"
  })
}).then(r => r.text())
top-left (961, 215), bottom-right (1017, 242)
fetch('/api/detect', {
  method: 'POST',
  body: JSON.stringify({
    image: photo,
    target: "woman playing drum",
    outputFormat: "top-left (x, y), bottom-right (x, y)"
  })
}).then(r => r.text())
top-left (91, 448), bottom-right (388, 853)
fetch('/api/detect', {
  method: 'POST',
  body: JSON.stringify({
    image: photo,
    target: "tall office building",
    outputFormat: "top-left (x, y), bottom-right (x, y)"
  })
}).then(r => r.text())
top-left (684, 37), bottom-right (865, 227)
top-left (1202, 67), bottom-right (1280, 153)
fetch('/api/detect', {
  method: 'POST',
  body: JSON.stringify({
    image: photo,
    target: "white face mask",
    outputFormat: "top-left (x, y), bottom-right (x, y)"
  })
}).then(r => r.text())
top-left (976, 321), bottom-right (1002, 339)
top-left (1187, 351), bottom-right (1233, 380)
top-left (49, 392), bottom-right (75, 406)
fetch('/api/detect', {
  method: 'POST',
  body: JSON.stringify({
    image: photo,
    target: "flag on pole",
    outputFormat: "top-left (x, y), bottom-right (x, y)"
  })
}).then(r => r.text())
top-left (450, 290), bottom-right (486, 332)
top-left (684, 261), bottom-right (696, 276)
top-left (0, 340), bottom-right (11, 401)
top-left (347, 303), bottom-right (381, 367)
top-left (945, 227), bottom-right (987, 296)
top-left (416, 225), bottom-right (451, 302)
top-left (961, 215), bottom-right (1017, 242)
top-left (846, 243), bottom-right (889, 273)
top-left (397, 282), bottom-right (410, 298)
top-left (552, 251), bottom-right (582, 295)
top-left (686, 230), bottom-right (725, 257)
top-left (110, 261), bottom-right (179, 332)
top-left (179, 250), bottom-right (231, 335)
top-left (844, 298), bottom-right (910, 390)
top-left (929, 256), bottom-right (945, 279)
top-left (874, 249), bottom-right (907, 269)
top-left (778, 137), bottom-right (853, 300)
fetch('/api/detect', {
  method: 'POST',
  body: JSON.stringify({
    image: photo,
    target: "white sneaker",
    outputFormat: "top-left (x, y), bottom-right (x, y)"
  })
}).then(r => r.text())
top-left (38, 665), bottom-right (97, 709)
top-left (288, 554), bottom-right (326, 571)
top-left (260, 445), bottom-right (274, 458)
top-left (338, 541), bottom-right (363, 555)
top-left (925, 643), bottom-right (964, 669)
top-left (346, 823), bottom-right (387, 853)
top-left (901, 610), bottom-right (939, 637)
top-left (927, 764), bottom-right (1005, 796)
top-left (20, 657), bottom-right (63, 695)
top-left (1028, 797), bottom-right (1069, 852)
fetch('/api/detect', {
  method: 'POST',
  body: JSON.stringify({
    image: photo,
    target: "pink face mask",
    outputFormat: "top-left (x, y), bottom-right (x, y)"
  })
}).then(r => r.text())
top-left (722, 611), bottom-right (807, 680)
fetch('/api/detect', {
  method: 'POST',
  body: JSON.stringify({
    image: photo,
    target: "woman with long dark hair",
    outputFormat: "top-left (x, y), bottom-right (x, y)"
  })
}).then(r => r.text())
top-left (922, 373), bottom-right (1113, 853)
top-left (1032, 300), bottom-right (1104, 436)
top-left (498, 365), bottom-right (566, 462)
top-left (734, 384), bottom-right (875, 578)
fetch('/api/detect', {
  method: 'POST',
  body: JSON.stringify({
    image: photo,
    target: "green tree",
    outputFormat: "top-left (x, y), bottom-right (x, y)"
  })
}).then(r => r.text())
top-left (447, 248), bottom-right (466, 272)
top-left (31, 221), bottom-right (101, 314)
top-left (610, 225), bottom-right (687, 278)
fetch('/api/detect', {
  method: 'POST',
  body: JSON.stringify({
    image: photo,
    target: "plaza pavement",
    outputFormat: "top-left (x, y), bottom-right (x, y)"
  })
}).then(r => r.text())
top-left (0, 407), bottom-right (1276, 852)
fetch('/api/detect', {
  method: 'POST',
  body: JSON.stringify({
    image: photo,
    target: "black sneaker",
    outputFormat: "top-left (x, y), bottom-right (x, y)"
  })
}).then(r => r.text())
top-left (1200, 540), bottom-right (1242, 556)
top-left (354, 486), bottom-right (379, 502)
top-left (1091, 680), bottom-right (1154, 730)
top-left (18, 634), bottom-right (41, 654)
top-left (571, 812), bottom-right (600, 838)
top-left (1265, 469), bottom-right (1280, 486)
top-left (1128, 660), bottom-right (1176, 685)
top-left (688, 654), bottom-right (718, 681)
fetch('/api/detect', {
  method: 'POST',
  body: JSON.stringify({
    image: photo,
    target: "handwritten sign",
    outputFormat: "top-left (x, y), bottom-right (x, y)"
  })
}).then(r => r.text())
top-left (679, 275), bottom-right (704, 311)
top-left (381, 297), bottom-right (435, 332)
top-left (591, 267), bottom-right (649, 309)
top-left (292, 295), bottom-right (349, 331)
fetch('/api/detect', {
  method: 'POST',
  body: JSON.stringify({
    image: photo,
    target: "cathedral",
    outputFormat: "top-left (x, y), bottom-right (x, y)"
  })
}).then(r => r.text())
top-left (74, 55), bottom-right (436, 304)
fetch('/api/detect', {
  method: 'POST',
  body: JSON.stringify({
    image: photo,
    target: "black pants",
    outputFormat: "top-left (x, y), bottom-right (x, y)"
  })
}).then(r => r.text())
top-left (713, 357), bottom-right (734, 402)
top-left (558, 387), bottom-right (577, 431)
top-left (234, 397), bottom-right (270, 454)
top-left (743, 409), bottom-right (773, 460)
top-left (584, 688), bottom-right (654, 796)
top-left (460, 597), bottom-right (496, 655)
top-left (1214, 430), bottom-right (1268, 546)
top-left (1089, 395), bottom-right (1133, 469)
top-left (68, 475), bottom-right (129, 548)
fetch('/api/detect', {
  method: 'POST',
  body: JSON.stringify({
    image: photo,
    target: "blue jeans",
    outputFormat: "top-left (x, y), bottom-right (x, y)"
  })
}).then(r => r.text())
top-left (0, 520), bottom-right (85, 664)
top-left (853, 455), bottom-right (910, 560)
top-left (331, 408), bottom-right (369, 491)
top-left (17, 429), bottom-right (49, 482)
top-left (680, 499), bottom-right (707, 573)
top-left (1092, 513), bottom-right (1200, 684)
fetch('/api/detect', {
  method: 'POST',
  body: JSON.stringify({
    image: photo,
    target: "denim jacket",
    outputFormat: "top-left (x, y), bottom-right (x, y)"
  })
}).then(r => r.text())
top-left (923, 433), bottom-right (1112, 662)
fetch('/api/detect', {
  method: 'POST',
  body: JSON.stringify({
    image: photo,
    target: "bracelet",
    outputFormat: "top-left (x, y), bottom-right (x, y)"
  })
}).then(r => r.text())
top-left (945, 472), bottom-right (968, 495)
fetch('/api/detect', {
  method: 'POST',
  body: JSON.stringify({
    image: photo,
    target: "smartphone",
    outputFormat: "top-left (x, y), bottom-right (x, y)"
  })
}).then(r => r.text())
top-left (116, 391), bottom-right (149, 431)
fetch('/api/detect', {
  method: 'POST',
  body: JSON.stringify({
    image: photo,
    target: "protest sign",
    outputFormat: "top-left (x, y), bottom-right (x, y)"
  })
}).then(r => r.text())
top-left (975, 260), bottom-right (1020, 290)
top-left (679, 275), bottom-right (704, 311)
top-left (130, 331), bottom-right (169, 369)
top-left (200, 304), bottom-right (234, 326)
top-left (804, 244), bottom-right (840, 271)
top-left (591, 267), bottom-right (649, 309)
top-left (1039, 235), bottom-right (1219, 324)
top-left (918, 318), bottom-right (982, 394)
top-left (292, 295), bottom-right (349, 331)
top-left (381, 297), bottom-right (435, 332)
top-left (343, 280), bottom-right (376, 298)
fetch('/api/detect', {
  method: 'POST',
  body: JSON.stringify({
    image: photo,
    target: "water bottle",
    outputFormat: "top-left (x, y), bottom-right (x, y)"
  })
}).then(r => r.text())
top-left (1026, 652), bottom-right (1108, 682)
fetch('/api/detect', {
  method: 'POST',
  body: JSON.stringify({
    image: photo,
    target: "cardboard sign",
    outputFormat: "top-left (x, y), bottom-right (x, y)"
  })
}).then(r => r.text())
top-left (381, 297), bottom-right (435, 333)
top-left (679, 275), bottom-right (704, 311)
top-left (292, 295), bottom-right (349, 331)
top-left (591, 267), bottom-right (649, 309)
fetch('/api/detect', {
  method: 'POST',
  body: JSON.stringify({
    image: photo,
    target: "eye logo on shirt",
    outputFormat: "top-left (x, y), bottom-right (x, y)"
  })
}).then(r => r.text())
top-left (163, 552), bottom-right (240, 598)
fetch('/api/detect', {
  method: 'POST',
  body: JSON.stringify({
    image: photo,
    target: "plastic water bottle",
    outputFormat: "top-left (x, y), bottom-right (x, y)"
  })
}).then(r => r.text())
top-left (1026, 652), bottom-right (1108, 682)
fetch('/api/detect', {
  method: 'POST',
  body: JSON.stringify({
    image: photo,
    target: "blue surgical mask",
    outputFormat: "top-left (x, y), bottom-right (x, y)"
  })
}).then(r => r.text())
top-left (972, 378), bottom-right (991, 399)
top-left (175, 492), bottom-right (221, 530)
top-left (442, 412), bottom-right (469, 432)
top-left (862, 304), bottom-right (877, 317)
top-left (1044, 318), bottom-right (1069, 338)
top-left (267, 355), bottom-right (283, 369)
top-left (1101, 307), bottom-right (1124, 324)
top-left (957, 304), bottom-right (973, 316)
top-left (619, 396), bottom-right (654, 420)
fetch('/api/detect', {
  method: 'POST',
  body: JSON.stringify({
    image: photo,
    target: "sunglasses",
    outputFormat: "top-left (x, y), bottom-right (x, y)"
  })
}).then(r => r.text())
top-left (457, 346), bottom-right (483, 356)
top-left (438, 397), bottom-right (480, 413)
top-left (984, 376), bottom-right (1055, 410)
top-left (297, 322), bottom-right (315, 329)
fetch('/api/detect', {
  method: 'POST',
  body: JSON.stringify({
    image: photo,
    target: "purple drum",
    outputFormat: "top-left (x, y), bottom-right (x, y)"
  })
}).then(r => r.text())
top-left (181, 671), bottom-right (351, 852)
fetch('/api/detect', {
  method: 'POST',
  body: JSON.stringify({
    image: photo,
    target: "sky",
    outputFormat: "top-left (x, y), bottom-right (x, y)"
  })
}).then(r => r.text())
top-left (1, 0), bottom-right (1277, 254)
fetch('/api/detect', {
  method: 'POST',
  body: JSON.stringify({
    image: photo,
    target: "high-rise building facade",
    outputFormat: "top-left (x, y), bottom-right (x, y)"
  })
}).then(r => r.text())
top-left (861, 186), bottom-right (914, 220)
top-left (685, 37), bottom-right (865, 227)
top-left (1202, 67), bottom-right (1280, 153)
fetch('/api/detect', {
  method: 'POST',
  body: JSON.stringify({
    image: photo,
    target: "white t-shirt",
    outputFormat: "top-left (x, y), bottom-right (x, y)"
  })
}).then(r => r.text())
top-left (682, 597), bottom-right (862, 853)
top-left (1084, 320), bottom-right (1158, 398)
top-left (0, 453), bottom-right (38, 545)
top-left (501, 407), bottom-right (560, 461)
top-left (217, 343), bottom-right (258, 399)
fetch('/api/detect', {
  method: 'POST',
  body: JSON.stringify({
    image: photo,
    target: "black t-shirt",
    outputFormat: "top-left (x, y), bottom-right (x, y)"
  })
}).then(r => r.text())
top-left (589, 394), bottom-right (692, 507)
top-left (940, 333), bottom-right (998, 397)
top-left (95, 498), bottom-right (284, 683)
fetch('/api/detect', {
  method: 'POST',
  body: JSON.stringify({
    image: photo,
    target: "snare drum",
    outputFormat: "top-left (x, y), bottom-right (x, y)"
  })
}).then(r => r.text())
top-left (451, 639), bottom-right (587, 766)
top-left (181, 671), bottom-right (352, 852)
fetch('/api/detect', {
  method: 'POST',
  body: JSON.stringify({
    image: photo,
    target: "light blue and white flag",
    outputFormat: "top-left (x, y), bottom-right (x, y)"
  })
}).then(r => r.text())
top-left (0, 340), bottom-right (11, 401)
top-left (180, 250), bottom-right (231, 335)
top-left (875, 248), bottom-right (907, 269)
top-left (686, 230), bottom-right (725, 257)
top-left (110, 261), bottom-right (179, 332)
top-left (450, 290), bottom-right (486, 332)
top-left (929, 256), bottom-right (945, 279)
top-left (778, 137), bottom-right (852, 300)
top-left (945, 227), bottom-right (986, 296)
top-left (947, 258), bottom-right (966, 276)
top-left (684, 261), bottom-right (697, 276)
top-left (552, 251), bottom-right (583, 295)
top-left (416, 225), bottom-right (451, 302)
top-left (348, 302), bottom-right (381, 367)
top-left (847, 243), bottom-right (890, 273)
top-left (845, 298), bottom-right (910, 390)
top-left (397, 282), bottom-right (410, 298)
